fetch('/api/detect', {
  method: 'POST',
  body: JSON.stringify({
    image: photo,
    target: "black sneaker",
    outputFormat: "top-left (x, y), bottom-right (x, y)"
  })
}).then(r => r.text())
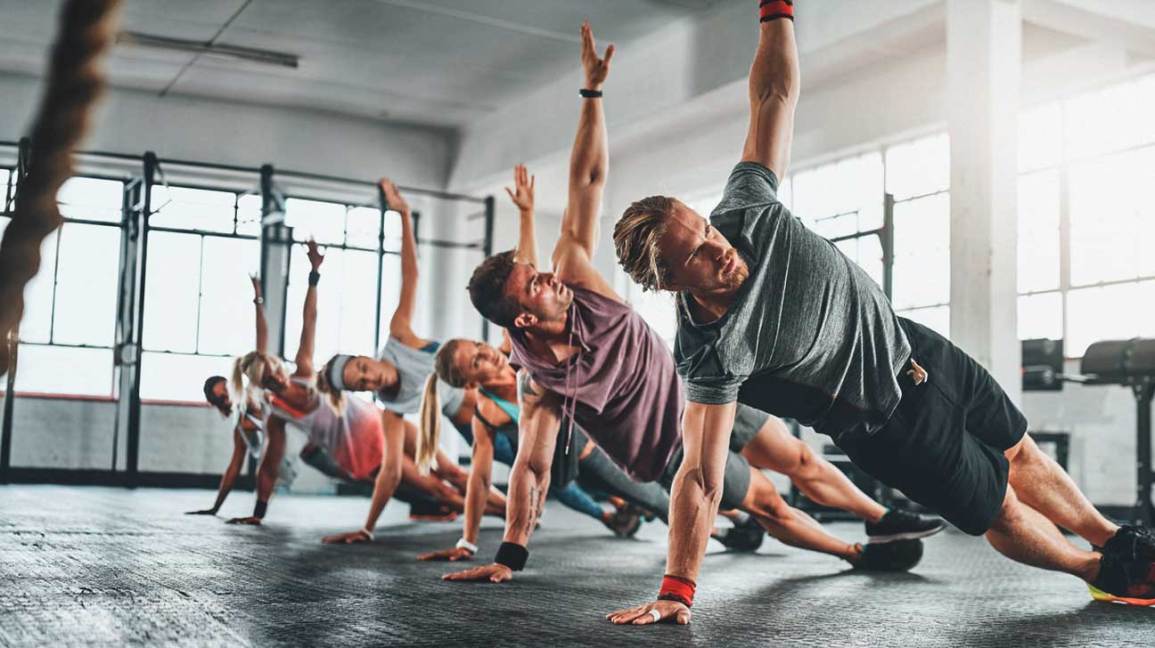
top-left (713, 518), bottom-right (765, 553)
top-left (865, 510), bottom-right (946, 544)
top-left (850, 539), bottom-right (924, 572)
top-left (1099, 525), bottom-right (1155, 563)
top-left (1089, 549), bottom-right (1155, 606)
top-left (605, 507), bottom-right (642, 538)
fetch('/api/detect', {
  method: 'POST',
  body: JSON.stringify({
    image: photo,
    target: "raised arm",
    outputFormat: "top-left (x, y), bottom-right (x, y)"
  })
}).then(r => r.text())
top-left (443, 377), bottom-right (561, 583)
top-left (186, 427), bottom-right (248, 516)
top-left (251, 274), bottom-right (268, 354)
top-left (227, 415), bottom-right (287, 526)
top-left (740, 4), bottom-right (798, 178)
top-left (381, 179), bottom-right (427, 348)
top-left (293, 240), bottom-right (324, 378)
top-left (553, 22), bottom-right (619, 299)
top-left (608, 400), bottom-right (737, 626)
top-left (506, 164), bottom-right (537, 266)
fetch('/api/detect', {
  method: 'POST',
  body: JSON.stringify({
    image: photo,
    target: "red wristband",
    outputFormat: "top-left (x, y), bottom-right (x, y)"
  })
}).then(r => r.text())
top-left (658, 574), bottom-right (696, 608)
top-left (759, 0), bottom-right (794, 22)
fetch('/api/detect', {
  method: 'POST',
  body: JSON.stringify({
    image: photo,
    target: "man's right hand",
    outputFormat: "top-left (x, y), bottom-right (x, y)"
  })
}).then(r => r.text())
top-left (417, 547), bottom-right (475, 562)
top-left (185, 508), bottom-right (218, 516)
top-left (442, 562), bottom-right (513, 583)
top-left (504, 164), bottom-right (535, 213)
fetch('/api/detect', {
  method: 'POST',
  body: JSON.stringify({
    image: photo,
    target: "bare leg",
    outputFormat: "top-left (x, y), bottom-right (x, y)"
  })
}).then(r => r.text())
top-left (985, 484), bottom-right (1101, 581)
top-left (741, 467), bottom-right (859, 560)
top-left (1006, 435), bottom-right (1118, 547)
top-left (742, 417), bottom-right (886, 523)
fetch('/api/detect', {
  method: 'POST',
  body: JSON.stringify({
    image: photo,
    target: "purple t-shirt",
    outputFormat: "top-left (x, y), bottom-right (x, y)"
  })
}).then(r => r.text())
top-left (508, 286), bottom-right (683, 482)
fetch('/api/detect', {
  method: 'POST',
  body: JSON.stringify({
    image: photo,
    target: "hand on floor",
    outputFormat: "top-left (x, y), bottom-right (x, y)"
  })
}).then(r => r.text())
top-left (442, 562), bottom-right (512, 583)
top-left (226, 516), bottom-right (262, 526)
top-left (184, 508), bottom-right (218, 516)
top-left (321, 529), bottom-right (372, 544)
top-left (417, 546), bottom-right (474, 562)
top-left (607, 600), bottom-right (690, 626)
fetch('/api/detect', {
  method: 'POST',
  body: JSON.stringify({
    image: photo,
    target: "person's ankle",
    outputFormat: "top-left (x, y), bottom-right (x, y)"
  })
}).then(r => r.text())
top-left (845, 542), bottom-right (864, 562)
top-left (1083, 552), bottom-right (1103, 583)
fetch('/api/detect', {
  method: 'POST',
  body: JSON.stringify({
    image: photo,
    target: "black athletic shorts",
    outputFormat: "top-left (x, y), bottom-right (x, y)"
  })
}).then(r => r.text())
top-left (660, 404), bottom-right (769, 510)
top-left (835, 318), bottom-right (1028, 535)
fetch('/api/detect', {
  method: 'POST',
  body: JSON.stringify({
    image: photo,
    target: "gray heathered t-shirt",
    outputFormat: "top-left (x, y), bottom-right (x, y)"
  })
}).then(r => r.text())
top-left (376, 336), bottom-right (435, 415)
top-left (674, 162), bottom-right (911, 440)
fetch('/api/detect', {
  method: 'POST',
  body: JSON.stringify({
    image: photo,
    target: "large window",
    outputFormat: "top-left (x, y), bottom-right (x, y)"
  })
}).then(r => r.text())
top-left (1017, 73), bottom-right (1155, 356)
top-left (140, 185), bottom-right (261, 401)
top-left (3, 176), bottom-right (124, 397)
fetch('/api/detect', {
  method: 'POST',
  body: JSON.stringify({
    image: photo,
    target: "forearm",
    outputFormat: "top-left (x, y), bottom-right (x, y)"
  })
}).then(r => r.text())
top-left (363, 462), bottom-right (401, 532)
top-left (749, 13), bottom-right (798, 106)
top-left (462, 455), bottom-right (492, 544)
top-left (254, 303), bottom-right (268, 354)
top-left (212, 458), bottom-right (243, 511)
top-left (515, 208), bottom-right (538, 266)
top-left (501, 460), bottom-right (549, 546)
top-left (664, 461), bottom-right (724, 580)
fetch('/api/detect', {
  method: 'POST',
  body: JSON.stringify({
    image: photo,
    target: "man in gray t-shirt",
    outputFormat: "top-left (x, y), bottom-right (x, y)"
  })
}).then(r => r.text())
top-left (612, 7), bottom-right (1152, 618)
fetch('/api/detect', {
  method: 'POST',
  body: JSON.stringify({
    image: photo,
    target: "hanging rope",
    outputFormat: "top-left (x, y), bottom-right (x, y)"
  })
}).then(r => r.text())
top-left (0, 0), bottom-right (122, 375)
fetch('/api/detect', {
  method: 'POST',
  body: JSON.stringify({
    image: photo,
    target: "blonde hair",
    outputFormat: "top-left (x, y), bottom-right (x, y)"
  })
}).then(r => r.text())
top-left (232, 351), bottom-right (279, 407)
top-left (416, 340), bottom-right (470, 474)
top-left (613, 195), bottom-right (676, 292)
top-left (316, 356), bottom-right (348, 416)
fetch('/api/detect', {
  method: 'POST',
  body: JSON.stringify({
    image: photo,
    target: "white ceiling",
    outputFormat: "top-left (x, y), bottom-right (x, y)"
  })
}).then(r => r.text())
top-left (0, 0), bottom-right (736, 130)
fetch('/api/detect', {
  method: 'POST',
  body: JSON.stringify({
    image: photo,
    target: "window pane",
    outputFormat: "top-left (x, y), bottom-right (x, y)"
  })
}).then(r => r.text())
top-left (150, 186), bottom-right (236, 233)
top-left (286, 198), bottom-right (345, 244)
top-left (143, 232), bottom-right (201, 352)
top-left (1069, 147), bottom-right (1154, 286)
top-left (15, 345), bottom-right (113, 396)
top-left (52, 223), bottom-right (119, 347)
top-left (140, 351), bottom-right (235, 401)
top-left (337, 250), bottom-right (379, 355)
top-left (885, 133), bottom-right (949, 200)
top-left (236, 193), bottom-right (262, 237)
top-left (18, 229), bottom-right (58, 344)
top-left (383, 210), bottom-right (403, 253)
top-left (1018, 292), bottom-right (1062, 341)
top-left (627, 285), bottom-right (676, 349)
top-left (1066, 280), bottom-right (1155, 357)
top-left (897, 305), bottom-right (950, 338)
top-left (794, 152), bottom-right (882, 232)
top-left (58, 177), bottom-right (122, 223)
top-left (1064, 81), bottom-right (1143, 160)
top-left (1018, 102), bottom-right (1061, 172)
top-left (834, 235), bottom-right (885, 290)
top-left (285, 245), bottom-right (376, 363)
top-left (1017, 170), bottom-right (1060, 293)
top-left (892, 193), bottom-right (950, 310)
top-left (198, 237), bottom-right (261, 356)
top-left (346, 206), bottom-right (381, 249)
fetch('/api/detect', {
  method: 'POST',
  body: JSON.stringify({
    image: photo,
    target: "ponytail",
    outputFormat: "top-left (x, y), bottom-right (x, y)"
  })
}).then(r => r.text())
top-left (416, 372), bottom-right (441, 475)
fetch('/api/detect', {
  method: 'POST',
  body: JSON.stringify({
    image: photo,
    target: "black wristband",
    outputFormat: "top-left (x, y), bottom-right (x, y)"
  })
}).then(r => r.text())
top-left (308, 270), bottom-right (321, 286)
top-left (253, 500), bottom-right (268, 519)
top-left (579, 88), bottom-right (603, 98)
top-left (494, 541), bottom-right (529, 571)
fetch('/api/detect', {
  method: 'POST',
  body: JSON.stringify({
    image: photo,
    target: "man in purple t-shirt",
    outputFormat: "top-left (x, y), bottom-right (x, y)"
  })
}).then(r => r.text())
top-left (442, 21), bottom-right (942, 605)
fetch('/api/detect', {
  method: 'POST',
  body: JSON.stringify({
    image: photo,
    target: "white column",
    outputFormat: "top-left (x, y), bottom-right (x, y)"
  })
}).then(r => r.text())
top-left (947, 0), bottom-right (1022, 404)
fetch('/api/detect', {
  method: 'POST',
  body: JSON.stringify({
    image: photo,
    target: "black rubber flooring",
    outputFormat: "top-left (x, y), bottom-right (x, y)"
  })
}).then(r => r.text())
top-left (1, 485), bottom-right (1152, 647)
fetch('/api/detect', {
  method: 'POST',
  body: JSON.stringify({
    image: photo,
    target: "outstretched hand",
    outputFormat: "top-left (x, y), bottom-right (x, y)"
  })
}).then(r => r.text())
top-left (606, 600), bottom-right (691, 626)
top-left (580, 20), bottom-right (614, 90)
top-left (442, 562), bottom-right (513, 583)
top-left (305, 239), bottom-right (324, 270)
top-left (504, 164), bottom-right (535, 213)
top-left (321, 529), bottom-right (373, 545)
top-left (226, 516), bottom-right (262, 526)
top-left (185, 508), bottom-right (218, 516)
top-left (417, 546), bottom-right (475, 562)
top-left (379, 178), bottom-right (410, 215)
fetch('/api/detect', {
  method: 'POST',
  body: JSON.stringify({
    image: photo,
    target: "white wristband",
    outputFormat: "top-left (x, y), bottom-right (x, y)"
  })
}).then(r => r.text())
top-left (456, 538), bottom-right (478, 554)
top-left (361, 527), bottom-right (375, 541)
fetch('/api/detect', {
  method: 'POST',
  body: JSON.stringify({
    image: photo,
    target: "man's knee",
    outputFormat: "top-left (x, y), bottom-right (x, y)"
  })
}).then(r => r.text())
top-left (742, 470), bottom-right (790, 521)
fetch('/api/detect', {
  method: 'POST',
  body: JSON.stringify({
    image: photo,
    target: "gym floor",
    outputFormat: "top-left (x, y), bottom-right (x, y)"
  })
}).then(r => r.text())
top-left (1, 485), bottom-right (1150, 647)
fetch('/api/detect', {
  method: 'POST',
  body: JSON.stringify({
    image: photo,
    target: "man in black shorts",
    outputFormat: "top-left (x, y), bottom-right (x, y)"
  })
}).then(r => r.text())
top-left (610, 1), bottom-right (1155, 623)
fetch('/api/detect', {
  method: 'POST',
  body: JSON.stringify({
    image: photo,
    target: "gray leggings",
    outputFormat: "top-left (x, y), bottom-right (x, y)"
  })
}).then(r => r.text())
top-left (578, 448), bottom-right (670, 524)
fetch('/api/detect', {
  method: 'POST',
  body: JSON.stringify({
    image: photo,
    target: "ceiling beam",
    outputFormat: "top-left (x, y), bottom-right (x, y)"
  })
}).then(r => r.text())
top-left (1022, 0), bottom-right (1155, 59)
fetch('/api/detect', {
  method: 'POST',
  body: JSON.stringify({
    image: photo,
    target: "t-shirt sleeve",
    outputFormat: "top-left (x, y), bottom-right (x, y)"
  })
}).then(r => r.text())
top-left (712, 162), bottom-right (780, 216)
top-left (683, 375), bottom-right (743, 405)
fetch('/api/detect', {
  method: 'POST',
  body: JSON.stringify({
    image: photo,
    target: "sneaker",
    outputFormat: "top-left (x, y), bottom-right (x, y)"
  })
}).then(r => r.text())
top-left (865, 510), bottom-right (946, 544)
top-left (1089, 550), bottom-right (1155, 606)
top-left (1099, 525), bottom-right (1155, 563)
top-left (605, 507), bottom-right (643, 538)
top-left (713, 518), bottom-right (765, 553)
top-left (850, 539), bottom-right (924, 572)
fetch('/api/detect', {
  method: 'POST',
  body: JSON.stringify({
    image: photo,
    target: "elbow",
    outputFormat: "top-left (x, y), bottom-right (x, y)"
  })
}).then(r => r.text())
top-left (752, 84), bottom-right (798, 112)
